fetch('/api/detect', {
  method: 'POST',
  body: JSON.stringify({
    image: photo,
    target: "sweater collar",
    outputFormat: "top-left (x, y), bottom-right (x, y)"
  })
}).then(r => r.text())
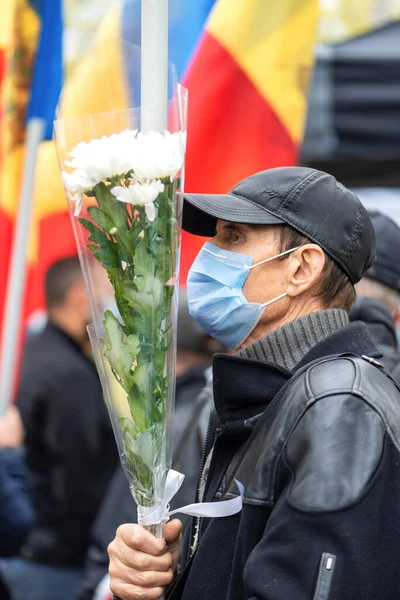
top-left (239, 309), bottom-right (349, 371)
top-left (213, 322), bottom-right (380, 426)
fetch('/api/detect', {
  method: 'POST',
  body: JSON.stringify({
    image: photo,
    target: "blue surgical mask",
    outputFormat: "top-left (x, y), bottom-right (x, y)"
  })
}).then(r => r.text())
top-left (187, 242), bottom-right (298, 349)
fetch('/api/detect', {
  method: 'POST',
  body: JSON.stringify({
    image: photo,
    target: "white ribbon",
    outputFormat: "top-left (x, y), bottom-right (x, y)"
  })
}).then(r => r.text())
top-left (137, 469), bottom-right (244, 526)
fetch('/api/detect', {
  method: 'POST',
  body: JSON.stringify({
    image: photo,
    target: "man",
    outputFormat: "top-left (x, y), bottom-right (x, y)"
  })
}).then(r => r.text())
top-left (108, 167), bottom-right (400, 600)
top-left (75, 292), bottom-right (221, 599)
top-left (0, 405), bottom-right (32, 557)
top-left (1, 257), bottom-right (118, 600)
top-left (0, 406), bottom-right (33, 600)
top-left (351, 211), bottom-right (400, 381)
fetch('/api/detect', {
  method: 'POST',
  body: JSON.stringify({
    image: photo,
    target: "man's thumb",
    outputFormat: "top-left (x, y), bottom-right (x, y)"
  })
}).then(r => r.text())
top-left (163, 518), bottom-right (182, 543)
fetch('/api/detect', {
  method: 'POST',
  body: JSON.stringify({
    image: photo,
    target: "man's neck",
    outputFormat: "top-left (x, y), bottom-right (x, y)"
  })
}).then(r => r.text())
top-left (48, 311), bottom-right (86, 350)
top-left (239, 299), bottom-right (325, 349)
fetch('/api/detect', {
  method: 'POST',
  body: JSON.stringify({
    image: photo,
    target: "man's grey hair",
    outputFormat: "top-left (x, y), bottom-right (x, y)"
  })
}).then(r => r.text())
top-left (356, 278), bottom-right (400, 316)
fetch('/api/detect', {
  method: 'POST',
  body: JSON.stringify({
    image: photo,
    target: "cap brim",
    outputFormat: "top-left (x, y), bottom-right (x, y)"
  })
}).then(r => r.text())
top-left (182, 192), bottom-right (284, 236)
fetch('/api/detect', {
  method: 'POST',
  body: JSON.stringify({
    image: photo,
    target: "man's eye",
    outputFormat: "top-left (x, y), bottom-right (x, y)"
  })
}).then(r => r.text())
top-left (229, 230), bottom-right (244, 242)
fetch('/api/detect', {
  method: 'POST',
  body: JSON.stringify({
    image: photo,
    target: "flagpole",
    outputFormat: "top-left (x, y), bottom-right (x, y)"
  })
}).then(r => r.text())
top-left (0, 119), bottom-right (45, 416)
top-left (141, 0), bottom-right (169, 133)
top-left (139, 0), bottom-right (169, 574)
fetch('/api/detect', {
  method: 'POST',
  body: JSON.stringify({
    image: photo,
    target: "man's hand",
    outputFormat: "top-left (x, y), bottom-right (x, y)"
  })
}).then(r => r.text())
top-left (0, 406), bottom-right (24, 448)
top-left (108, 519), bottom-right (182, 600)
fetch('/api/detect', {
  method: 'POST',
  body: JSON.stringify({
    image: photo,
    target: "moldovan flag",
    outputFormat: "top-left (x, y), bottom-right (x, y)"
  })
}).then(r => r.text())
top-left (0, 0), bottom-right (39, 331)
top-left (180, 0), bottom-right (319, 280)
top-left (0, 0), bottom-right (75, 338)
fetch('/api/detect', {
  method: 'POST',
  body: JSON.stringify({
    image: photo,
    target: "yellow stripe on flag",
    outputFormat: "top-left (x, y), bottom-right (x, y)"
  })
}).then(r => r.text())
top-left (1, 0), bottom-right (40, 219)
top-left (0, 0), bottom-right (17, 47)
top-left (60, 2), bottom-right (129, 120)
top-left (207, 0), bottom-right (318, 142)
top-left (27, 2), bottom-right (128, 263)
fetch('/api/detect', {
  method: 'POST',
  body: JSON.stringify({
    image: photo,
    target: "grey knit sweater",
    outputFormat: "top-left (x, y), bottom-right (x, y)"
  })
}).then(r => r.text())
top-left (239, 309), bottom-right (349, 371)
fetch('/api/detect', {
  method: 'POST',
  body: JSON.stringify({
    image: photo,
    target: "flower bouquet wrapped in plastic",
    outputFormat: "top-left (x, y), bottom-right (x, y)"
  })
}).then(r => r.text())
top-left (54, 40), bottom-right (188, 537)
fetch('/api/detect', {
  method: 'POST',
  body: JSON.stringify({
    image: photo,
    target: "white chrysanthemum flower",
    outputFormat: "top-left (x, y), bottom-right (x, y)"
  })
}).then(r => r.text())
top-left (65, 129), bottom-right (138, 181)
top-left (111, 180), bottom-right (165, 222)
top-left (63, 129), bottom-right (185, 217)
top-left (133, 131), bottom-right (186, 181)
top-left (61, 169), bottom-right (99, 216)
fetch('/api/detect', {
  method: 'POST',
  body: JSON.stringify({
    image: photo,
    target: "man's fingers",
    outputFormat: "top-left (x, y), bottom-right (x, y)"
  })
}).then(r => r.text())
top-left (109, 557), bottom-right (173, 587)
top-left (110, 582), bottom-right (165, 600)
top-left (116, 545), bottom-right (173, 572)
top-left (163, 519), bottom-right (182, 544)
top-left (115, 524), bottom-right (167, 555)
top-left (108, 522), bottom-right (181, 599)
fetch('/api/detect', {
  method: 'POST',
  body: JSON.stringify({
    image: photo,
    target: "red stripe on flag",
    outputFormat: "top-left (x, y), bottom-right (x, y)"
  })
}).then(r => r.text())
top-left (0, 48), bottom-right (10, 332)
top-left (179, 31), bottom-right (297, 282)
top-left (0, 209), bottom-right (13, 331)
top-left (23, 212), bottom-right (77, 318)
top-left (1, 212), bottom-right (76, 393)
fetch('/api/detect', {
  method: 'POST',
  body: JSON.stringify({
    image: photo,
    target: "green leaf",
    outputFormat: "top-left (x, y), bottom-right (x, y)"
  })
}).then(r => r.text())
top-left (132, 361), bottom-right (153, 397)
top-left (102, 311), bottom-right (140, 388)
top-left (88, 227), bottom-right (111, 248)
top-left (88, 206), bottom-right (115, 233)
top-left (120, 421), bottom-right (164, 504)
top-left (126, 333), bottom-right (141, 355)
top-left (126, 390), bottom-right (148, 433)
top-left (110, 198), bottom-right (130, 231)
top-left (153, 348), bottom-right (166, 370)
top-left (119, 416), bottom-right (139, 441)
top-left (119, 276), bottom-right (163, 315)
top-left (93, 247), bottom-right (120, 269)
top-left (92, 182), bottom-right (112, 212)
top-left (93, 182), bottom-right (129, 231)
top-left (78, 217), bottom-right (100, 236)
top-left (134, 240), bottom-right (155, 278)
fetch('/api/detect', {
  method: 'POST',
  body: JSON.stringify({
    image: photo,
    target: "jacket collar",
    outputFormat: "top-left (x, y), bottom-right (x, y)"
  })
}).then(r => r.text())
top-left (44, 321), bottom-right (96, 370)
top-left (213, 321), bottom-right (380, 426)
top-left (295, 321), bottom-right (382, 368)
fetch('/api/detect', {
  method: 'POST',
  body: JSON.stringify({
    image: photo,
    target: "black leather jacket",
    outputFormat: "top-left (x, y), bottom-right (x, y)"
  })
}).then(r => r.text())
top-left (170, 322), bottom-right (400, 600)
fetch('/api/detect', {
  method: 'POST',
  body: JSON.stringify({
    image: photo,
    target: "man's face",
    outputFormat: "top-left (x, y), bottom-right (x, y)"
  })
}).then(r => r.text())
top-left (66, 280), bottom-right (91, 331)
top-left (212, 219), bottom-right (290, 314)
top-left (208, 220), bottom-right (327, 346)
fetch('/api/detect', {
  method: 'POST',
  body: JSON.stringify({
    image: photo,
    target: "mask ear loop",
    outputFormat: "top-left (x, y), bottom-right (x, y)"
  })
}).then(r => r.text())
top-left (260, 292), bottom-right (288, 308)
top-left (248, 246), bottom-right (300, 270)
top-left (249, 247), bottom-right (299, 308)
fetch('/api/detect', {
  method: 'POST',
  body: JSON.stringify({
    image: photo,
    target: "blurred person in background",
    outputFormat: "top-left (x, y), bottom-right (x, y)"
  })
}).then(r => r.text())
top-left (0, 257), bottom-right (118, 600)
top-left (0, 406), bottom-right (34, 600)
top-left (351, 211), bottom-right (400, 382)
top-left (75, 291), bottom-right (223, 600)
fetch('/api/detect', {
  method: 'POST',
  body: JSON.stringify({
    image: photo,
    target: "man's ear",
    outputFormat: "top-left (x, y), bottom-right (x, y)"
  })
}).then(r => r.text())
top-left (286, 244), bottom-right (325, 298)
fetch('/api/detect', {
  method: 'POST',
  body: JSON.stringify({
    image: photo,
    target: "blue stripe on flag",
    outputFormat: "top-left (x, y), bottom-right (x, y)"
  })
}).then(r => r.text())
top-left (27, 0), bottom-right (63, 140)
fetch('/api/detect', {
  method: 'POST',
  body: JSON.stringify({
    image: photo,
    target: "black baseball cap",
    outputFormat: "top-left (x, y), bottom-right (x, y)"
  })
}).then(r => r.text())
top-left (365, 211), bottom-right (400, 293)
top-left (183, 167), bottom-right (376, 284)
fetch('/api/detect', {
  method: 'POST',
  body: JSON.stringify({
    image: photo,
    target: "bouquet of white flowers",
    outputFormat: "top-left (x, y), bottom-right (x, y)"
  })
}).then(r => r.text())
top-left (54, 81), bottom-right (188, 536)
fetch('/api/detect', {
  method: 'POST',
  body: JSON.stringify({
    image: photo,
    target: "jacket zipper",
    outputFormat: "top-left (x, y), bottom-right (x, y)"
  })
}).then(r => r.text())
top-left (195, 407), bottom-right (217, 503)
top-left (313, 553), bottom-right (336, 600)
top-left (167, 412), bottom-right (220, 597)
